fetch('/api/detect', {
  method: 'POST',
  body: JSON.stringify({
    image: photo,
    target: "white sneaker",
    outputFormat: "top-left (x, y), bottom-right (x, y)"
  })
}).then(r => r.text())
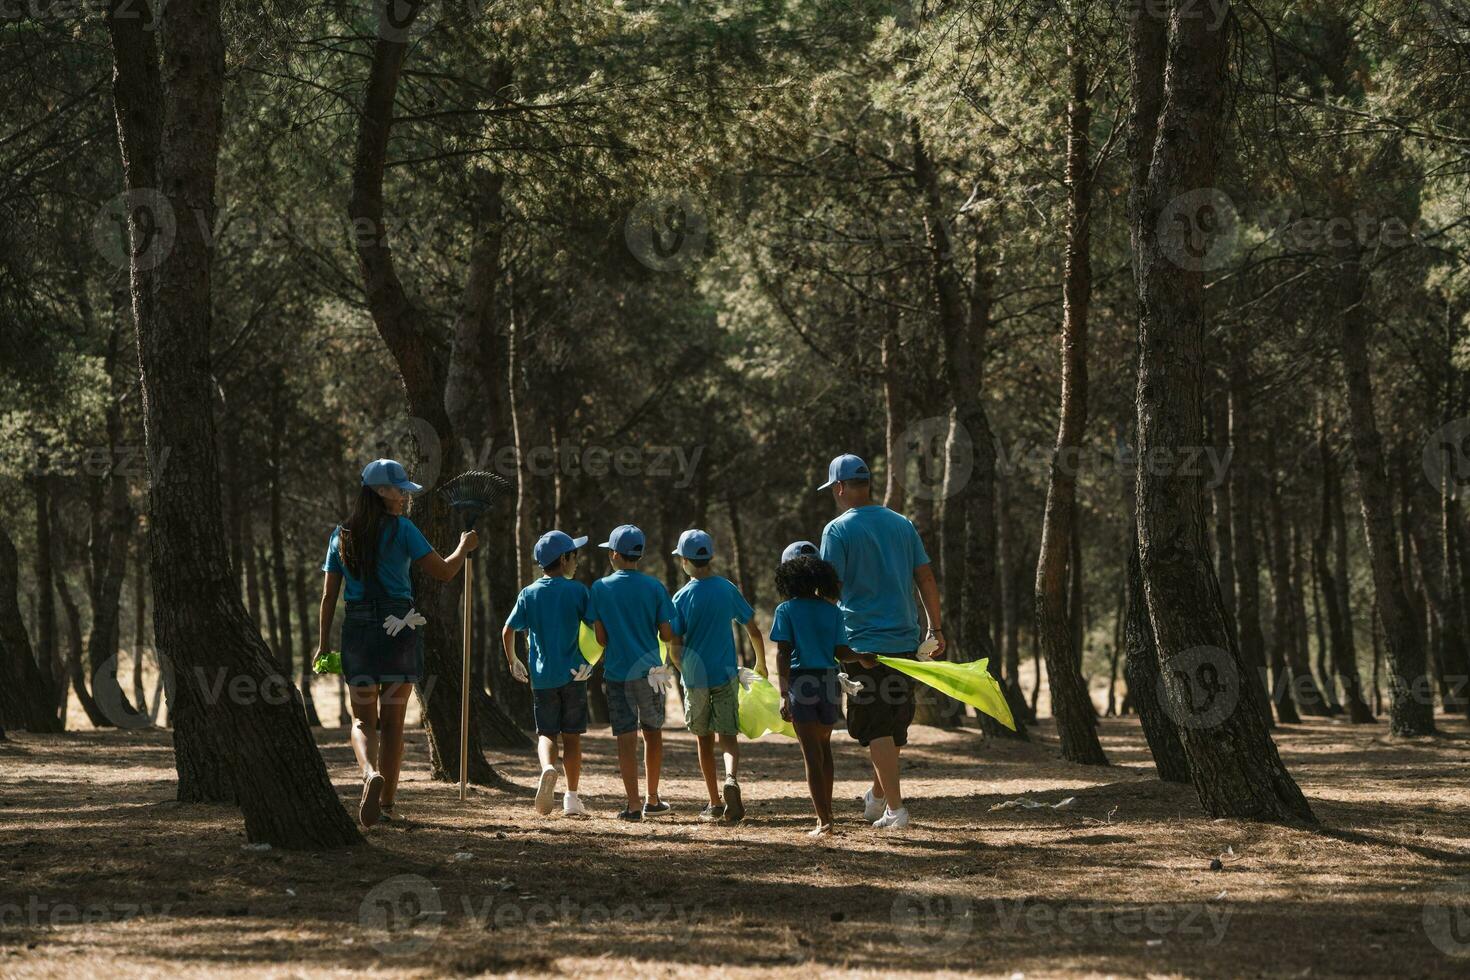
top-left (562, 791), bottom-right (587, 817)
top-left (862, 787), bottom-right (885, 822)
top-left (535, 766), bottom-right (558, 815)
top-left (874, 807), bottom-right (910, 829)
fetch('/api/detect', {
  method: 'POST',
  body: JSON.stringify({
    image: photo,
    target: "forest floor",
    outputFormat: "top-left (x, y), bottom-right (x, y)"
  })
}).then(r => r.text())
top-left (2, 711), bottom-right (1468, 979)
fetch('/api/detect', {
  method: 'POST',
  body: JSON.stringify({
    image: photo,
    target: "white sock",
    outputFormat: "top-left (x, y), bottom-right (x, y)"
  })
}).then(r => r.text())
top-left (564, 789), bottom-right (578, 800)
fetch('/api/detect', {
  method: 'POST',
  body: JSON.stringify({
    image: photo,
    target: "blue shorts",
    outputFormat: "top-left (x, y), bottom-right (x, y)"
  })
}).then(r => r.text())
top-left (787, 669), bottom-right (840, 726)
top-left (532, 681), bottom-right (589, 736)
top-left (604, 677), bottom-right (666, 736)
top-left (341, 599), bottom-right (424, 685)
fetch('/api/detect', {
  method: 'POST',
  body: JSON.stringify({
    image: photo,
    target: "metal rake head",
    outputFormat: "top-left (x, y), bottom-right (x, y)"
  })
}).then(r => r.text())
top-left (437, 470), bottom-right (512, 531)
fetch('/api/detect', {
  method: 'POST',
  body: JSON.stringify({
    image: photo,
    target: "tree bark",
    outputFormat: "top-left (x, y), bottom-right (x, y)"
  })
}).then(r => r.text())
top-left (293, 565), bottom-right (321, 727)
top-left (1334, 245), bottom-right (1433, 734)
top-left (1031, 55), bottom-right (1104, 764)
top-left (1127, 0), bottom-right (1313, 820)
top-left (1227, 348), bottom-right (1274, 725)
top-left (0, 526), bottom-right (65, 732)
top-left (54, 572), bottom-right (108, 728)
top-left (31, 476), bottom-right (59, 705)
top-left (132, 534), bottom-right (148, 715)
top-left (1323, 421), bottom-right (1373, 721)
top-left (107, 0), bottom-right (361, 845)
top-left (347, 5), bottom-right (518, 778)
top-left (1123, 529), bottom-right (1190, 783)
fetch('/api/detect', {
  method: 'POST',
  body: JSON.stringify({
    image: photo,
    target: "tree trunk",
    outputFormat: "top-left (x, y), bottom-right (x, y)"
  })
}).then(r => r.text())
top-left (1127, 0), bottom-right (1312, 820)
top-left (1228, 348), bottom-right (1274, 725)
top-left (1209, 391), bottom-right (1236, 641)
top-left (294, 565), bottom-right (321, 727)
top-left (910, 125), bottom-right (1019, 739)
top-left (347, 7), bottom-right (518, 778)
top-left (1030, 56), bottom-right (1103, 763)
top-left (54, 572), bottom-right (108, 728)
top-left (0, 526), bottom-right (65, 732)
top-left (257, 544), bottom-right (281, 659)
top-left (132, 535), bottom-right (148, 715)
top-left (1262, 482), bottom-right (1303, 722)
top-left (242, 510), bottom-right (262, 628)
top-left (268, 383), bottom-right (293, 676)
top-left (1324, 422), bottom-right (1373, 721)
top-left (107, 0), bottom-right (361, 845)
top-left (1335, 247), bottom-right (1433, 734)
top-left (32, 476), bottom-right (59, 705)
top-left (1123, 529), bottom-right (1190, 783)
top-left (881, 326), bottom-right (906, 509)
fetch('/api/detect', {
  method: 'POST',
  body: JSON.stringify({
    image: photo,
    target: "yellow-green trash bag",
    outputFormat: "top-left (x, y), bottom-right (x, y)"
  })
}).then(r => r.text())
top-left (737, 673), bottom-right (796, 740)
top-left (311, 651), bottom-right (342, 675)
top-left (577, 623), bottom-right (668, 665)
top-left (874, 656), bottom-right (1016, 731)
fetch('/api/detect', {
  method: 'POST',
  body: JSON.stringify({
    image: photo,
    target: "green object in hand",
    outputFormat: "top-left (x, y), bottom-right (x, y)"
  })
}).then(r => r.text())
top-left (312, 651), bottom-right (343, 675)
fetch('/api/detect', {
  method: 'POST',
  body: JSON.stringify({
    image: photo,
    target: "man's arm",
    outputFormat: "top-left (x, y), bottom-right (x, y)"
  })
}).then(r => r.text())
top-left (500, 624), bottom-right (518, 665)
top-left (913, 562), bottom-right (945, 656)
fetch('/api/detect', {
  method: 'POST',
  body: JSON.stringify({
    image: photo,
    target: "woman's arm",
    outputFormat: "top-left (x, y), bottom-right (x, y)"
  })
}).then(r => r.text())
top-left (316, 572), bottom-right (343, 656)
top-left (413, 530), bottom-right (480, 582)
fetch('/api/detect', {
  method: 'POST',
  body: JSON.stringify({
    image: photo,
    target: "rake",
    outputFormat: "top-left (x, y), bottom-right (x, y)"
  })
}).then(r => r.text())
top-left (438, 470), bottom-right (512, 801)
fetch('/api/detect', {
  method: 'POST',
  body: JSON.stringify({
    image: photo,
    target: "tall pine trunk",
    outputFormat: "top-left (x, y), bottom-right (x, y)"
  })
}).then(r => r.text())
top-left (1127, 0), bottom-right (1313, 821)
top-left (107, 0), bottom-right (360, 846)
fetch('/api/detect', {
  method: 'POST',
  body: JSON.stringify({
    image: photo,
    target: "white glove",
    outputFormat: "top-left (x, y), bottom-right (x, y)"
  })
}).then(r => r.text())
top-left (570, 663), bottom-right (593, 682)
top-left (382, 608), bottom-right (427, 636)
top-left (916, 636), bottom-right (941, 661)
top-left (837, 672), bottom-right (863, 696)
top-left (508, 658), bottom-right (529, 683)
top-left (646, 664), bottom-right (674, 693)
top-left (737, 667), bottom-right (758, 692)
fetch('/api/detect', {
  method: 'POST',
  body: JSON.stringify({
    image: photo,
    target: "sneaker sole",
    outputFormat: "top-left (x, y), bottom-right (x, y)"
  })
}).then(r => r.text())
top-left (535, 769), bottom-right (558, 816)
top-left (359, 773), bottom-right (384, 827)
top-left (723, 783), bottom-right (744, 824)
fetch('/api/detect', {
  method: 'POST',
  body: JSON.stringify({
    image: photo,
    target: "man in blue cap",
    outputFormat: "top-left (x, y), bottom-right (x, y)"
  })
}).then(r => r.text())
top-left (502, 530), bottom-right (593, 817)
top-left (668, 528), bottom-right (764, 823)
top-left (819, 453), bottom-right (944, 830)
top-left (587, 524), bottom-right (677, 821)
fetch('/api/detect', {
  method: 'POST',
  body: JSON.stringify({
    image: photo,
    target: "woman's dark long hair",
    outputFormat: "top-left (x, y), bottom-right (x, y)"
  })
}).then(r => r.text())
top-left (338, 486), bottom-right (398, 581)
top-left (775, 555), bottom-right (841, 602)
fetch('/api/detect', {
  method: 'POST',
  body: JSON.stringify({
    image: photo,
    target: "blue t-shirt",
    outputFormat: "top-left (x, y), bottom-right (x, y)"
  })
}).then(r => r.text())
top-left (587, 570), bottom-right (675, 682)
top-left (820, 505), bottom-right (930, 652)
top-left (671, 575), bottom-right (754, 689)
top-left (769, 598), bottom-right (845, 671)
top-left (504, 576), bottom-right (589, 690)
top-left (322, 517), bottom-right (433, 602)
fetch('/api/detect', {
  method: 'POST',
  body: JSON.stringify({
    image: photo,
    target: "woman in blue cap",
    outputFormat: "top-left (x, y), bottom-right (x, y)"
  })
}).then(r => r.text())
top-left (314, 458), bottom-right (479, 828)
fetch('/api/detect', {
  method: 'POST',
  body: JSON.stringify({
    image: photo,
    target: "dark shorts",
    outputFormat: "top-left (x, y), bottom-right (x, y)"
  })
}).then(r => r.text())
top-left (605, 677), bottom-right (666, 736)
top-left (787, 669), bottom-right (840, 726)
top-left (845, 653), bottom-right (916, 747)
top-left (532, 681), bottom-right (589, 736)
top-left (341, 599), bottom-right (424, 686)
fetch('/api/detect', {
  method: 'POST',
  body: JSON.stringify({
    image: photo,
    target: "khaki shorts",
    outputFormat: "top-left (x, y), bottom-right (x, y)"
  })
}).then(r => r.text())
top-left (683, 676), bottom-right (740, 736)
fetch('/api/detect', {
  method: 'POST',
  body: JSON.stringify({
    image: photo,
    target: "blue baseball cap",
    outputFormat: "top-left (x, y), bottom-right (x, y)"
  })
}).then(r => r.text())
top-left (599, 524), bottom-right (646, 557)
top-left (818, 453), bottom-right (871, 491)
top-left (781, 540), bottom-right (819, 563)
top-left (361, 458), bottom-right (423, 494)
top-left (534, 530), bottom-right (587, 567)
top-left (672, 529), bottom-right (715, 560)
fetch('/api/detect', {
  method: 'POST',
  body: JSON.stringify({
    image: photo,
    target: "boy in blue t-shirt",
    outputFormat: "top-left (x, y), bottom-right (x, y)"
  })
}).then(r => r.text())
top-left (587, 524), bottom-right (676, 822)
top-left (668, 529), bottom-right (765, 824)
top-left (502, 530), bottom-right (593, 817)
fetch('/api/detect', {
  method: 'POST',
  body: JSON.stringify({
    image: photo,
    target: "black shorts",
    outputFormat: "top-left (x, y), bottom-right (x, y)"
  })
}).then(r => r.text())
top-left (787, 669), bottom-right (840, 726)
top-left (532, 681), bottom-right (589, 736)
top-left (844, 652), bottom-right (916, 747)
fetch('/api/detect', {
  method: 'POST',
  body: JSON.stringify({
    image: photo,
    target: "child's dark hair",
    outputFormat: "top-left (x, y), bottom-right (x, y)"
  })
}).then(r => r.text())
top-left (775, 555), bottom-right (841, 601)
top-left (541, 548), bottom-right (577, 575)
